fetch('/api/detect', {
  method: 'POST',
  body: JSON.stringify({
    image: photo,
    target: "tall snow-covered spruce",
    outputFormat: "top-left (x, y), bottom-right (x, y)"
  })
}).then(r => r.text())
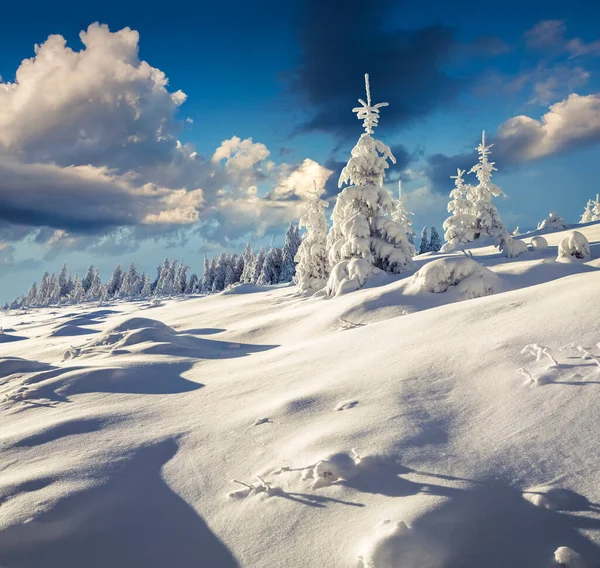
top-left (325, 74), bottom-right (413, 297)
top-left (468, 131), bottom-right (505, 240)
top-left (294, 183), bottom-right (330, 293)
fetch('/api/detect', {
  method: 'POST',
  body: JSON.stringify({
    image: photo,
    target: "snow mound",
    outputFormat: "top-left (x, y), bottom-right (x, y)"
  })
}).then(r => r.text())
top-left (411, 257), bottom-right (502, 299)
top-left (496, 232), bottom-right (528, 258)
top-left (538, 212), bottom-right (567, 231)
top-left (557, 231), bottom-right (591, 262)
top-left (326, 258), bottom-right (376, 297)
top-left (554, 546), bottom-right (586, 568)
top-left (221, 283), bottom-right (269, 295)
top-left (530, 236), bottom-right (548, 251)
top-left (49, 324), bottom-right (97, 337)
top-left (359, 520), bottom-right (445, 568)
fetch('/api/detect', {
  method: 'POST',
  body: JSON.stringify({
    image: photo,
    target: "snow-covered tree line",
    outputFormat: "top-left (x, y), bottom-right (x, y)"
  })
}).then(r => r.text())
top-left (7, 223), bottom-right (302, 309)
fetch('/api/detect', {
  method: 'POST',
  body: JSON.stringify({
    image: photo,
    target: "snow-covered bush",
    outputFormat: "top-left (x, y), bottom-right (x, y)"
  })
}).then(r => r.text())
top-left (295, 188), bottom-right (330, 292)
top-left (468, 131), bottom-right (505, 240)
top-left (412, 257), bottom-right (501, 299)
top-left (325, 74), bottom-right (413, 297)
top-left (325, 258), bottom-right (376, 297)
top-left (554, 546), bottom-right (586, 568)
top-left (442, 168), bottom-right (476, 251)
top-left (538, 211), bottom-right (567, 231)
top-left (359, 520), bottom-right (445, 568)
top-left (557, 231), bottom-right (591, 262)
top-left (530, 236), bottom-right (548, 251)
top-left (495, 232), bottom-right (527, 258)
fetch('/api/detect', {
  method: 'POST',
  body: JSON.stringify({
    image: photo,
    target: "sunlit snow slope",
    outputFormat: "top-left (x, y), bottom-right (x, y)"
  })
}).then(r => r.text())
top-left (1, 223), bottom-right (599, 568)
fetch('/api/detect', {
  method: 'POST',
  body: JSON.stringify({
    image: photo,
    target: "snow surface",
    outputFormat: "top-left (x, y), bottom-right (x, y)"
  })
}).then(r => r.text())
top-left (1, 222), bottom-right (600, 567)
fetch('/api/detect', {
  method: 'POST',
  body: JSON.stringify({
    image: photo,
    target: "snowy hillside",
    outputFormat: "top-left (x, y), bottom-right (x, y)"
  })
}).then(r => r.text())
top-left (1, 222), bottom-right (600, 568)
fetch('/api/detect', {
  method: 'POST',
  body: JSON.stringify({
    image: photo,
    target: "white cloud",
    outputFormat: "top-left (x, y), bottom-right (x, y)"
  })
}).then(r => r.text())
top-left (497, 93), bottom-right (600, 161)
top-left (269, 158), bottom-right (333, 200)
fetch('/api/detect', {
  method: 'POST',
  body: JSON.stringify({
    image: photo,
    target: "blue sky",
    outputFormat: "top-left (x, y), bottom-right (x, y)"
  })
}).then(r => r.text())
top-left (2, 0), bottom-right (600, 302)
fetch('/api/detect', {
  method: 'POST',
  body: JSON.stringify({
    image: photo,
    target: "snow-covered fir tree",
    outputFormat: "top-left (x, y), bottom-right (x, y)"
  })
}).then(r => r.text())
top-left (106, 264), bottom-right (124, 298)
top-left (442, 168), bottom-right (476, 250)
top-left (86, 267), bottom-right (104, 301)
top-left (119, 264), bottom-right (140, 299)
top-left (240, 243), bottom-right (255, 283)
top-left (280, 222), bottom-right (302, 283)
top-left (258, 247), bottom-right (283, 286)
top-left (58, 264), bottom-right (71, 299)
top-left (295, 187), bottom-right (330, 292)
top-left (232, 254), bottom-right (244, 283)
top-left (593, 194), bottom-right (600, 220)
top-left (71, 274), bottom-right (84, 303)
top-left (47, 273), bottom-right (60, 305)
top-left (154, 259), bottom-right (172, 296)
top-left (140, 274), bottom-right (152, 298)
top-left (224, 262), bottom-right (237, 288)
top-left (467, 131), bottom-right (505, 240)
top-left (580, 199), bottom-right (594, 223)
top-left (429, 226), bottom-right (442, 252)
top-left (325, 74), bottom-right (413, 296)
top-left (175, 263), bottom-right (188, 294)
top-left (212, 254), bottom-right (228, 292)
top-left (35, 272), bottom-right (50, 305)
top-left (537, 212), bottom-right (566, 231)
top-left (186, 273), bottom-right (199, 294)
top-left (419, 227), bottom-right (429, 254)
top-left (26, 282), bottom-right (38, 307)
top-left (251, 247), bottom-right (267, 284)
top-left (82, 265), bottom-right (95, 294)
top-left (391, 180), bottom-right (416, 256)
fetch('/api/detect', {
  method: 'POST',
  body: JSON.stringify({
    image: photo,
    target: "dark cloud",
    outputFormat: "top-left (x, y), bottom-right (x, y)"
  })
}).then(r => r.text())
top-left (289, 0), bottom-right (461, 139)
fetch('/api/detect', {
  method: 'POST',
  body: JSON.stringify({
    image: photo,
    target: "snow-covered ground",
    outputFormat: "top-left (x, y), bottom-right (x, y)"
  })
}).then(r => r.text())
top-left (1, 223), bottom-right (600, 568)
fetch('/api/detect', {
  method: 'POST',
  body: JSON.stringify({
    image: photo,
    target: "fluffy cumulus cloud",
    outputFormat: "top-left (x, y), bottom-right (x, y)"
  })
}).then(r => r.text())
top-left (425, 92), bottom-right (600, 192)
top-left (0, 23), bottom-right (333, 265)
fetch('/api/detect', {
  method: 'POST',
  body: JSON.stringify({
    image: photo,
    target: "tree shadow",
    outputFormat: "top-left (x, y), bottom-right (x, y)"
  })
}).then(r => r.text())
top-left (0, 439), bottom-right (239, 568)
top-left (179, 328), bottom-right (226, 336)
top-left (0, 334), bottom-right (28, 344)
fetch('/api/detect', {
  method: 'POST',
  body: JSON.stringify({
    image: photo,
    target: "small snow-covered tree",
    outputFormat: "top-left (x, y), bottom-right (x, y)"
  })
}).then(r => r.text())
top-left (468, 131), bottom-right (505, 240)
top-left (224, 262), bottom-right (237, 288)
top-left (26, 282), bottom-right (38, 307)
top-left (154, 259), bottom-right (172, 296)
top-left (442, 168), bottom-right (476, 250)
top-left (186, 273), bottom-right (199, 294)
top-left (258, 247), bottom-right (283, 286)
top-left (240, 243), bottom-right (255, 283)
top-left (140, 273), bottom-right (152, 298)
top-left (232, 254), bottom-right (244, 283)
top-left (251, 247), bottom-right (267, 284)
top-left (71, 274), bottom-right (84, 303)
top-left (212, 254), bottom-right (228, 292)
top-left (537, 212), bottom-right (566, 231)
top-left (175, 263), bottom-right (188, 294)
top-left (201, 256), bottom-right (213, 293)
top-left (580, 200), bottom-right (594, 223)
top-left (280, 222), bottom-right (302, 283)
top-left (86, 268), bottom-right (104, 301)
top-left (429, 227), bottom-right (442, 252)
top-left (419, 227), bottom-right (429, 254)
top-left (295, 187), bottom-right (330, 292)
top-left (47, 273), bottom-right (60, 305)
top-left (82, 265), bottom-right (95, 294)
top-left (391, 180), bottom-right (416, 256)
top-left (58, 264), bottom-right (70, 299)
top-left (325, 74), bottom-right (413, 296)
top-left (593, 193), bottom-right (600, 221)
top-left (107, 264), bottom-right (123, 298)
top-left (119, 263), bottom-right (140, 299)
top-left (35, 272), bottom-right (50, 305)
